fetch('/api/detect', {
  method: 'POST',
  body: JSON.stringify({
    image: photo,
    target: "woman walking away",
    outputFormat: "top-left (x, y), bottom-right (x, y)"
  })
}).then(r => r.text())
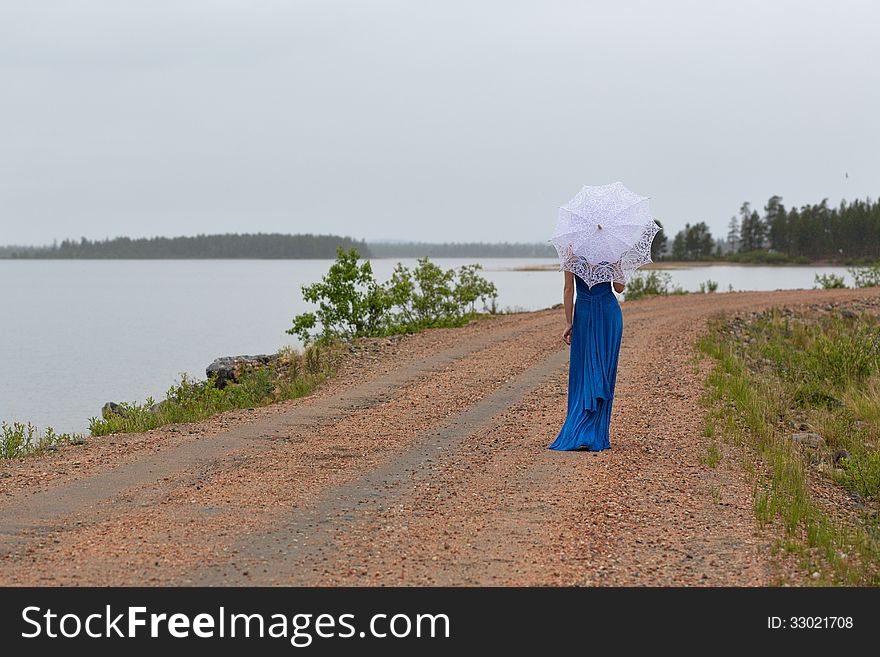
top-left (548, 264), bottom-right (624, 451)
top-left (547, 181), bottom-right (661, 451)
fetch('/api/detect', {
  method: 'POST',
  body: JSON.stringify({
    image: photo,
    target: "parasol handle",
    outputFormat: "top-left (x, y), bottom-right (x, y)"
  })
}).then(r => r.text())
top-left (597, 223), bottom-right (603, 230)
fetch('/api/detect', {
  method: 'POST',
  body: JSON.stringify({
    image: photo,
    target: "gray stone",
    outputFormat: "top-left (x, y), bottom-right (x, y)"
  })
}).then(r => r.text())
top-left (841, 309), bottom-right (857, 319)
top-left (832, 449), bottom-right (851, 465)
top-left (206, 354), bottom-right (279, 388)
top-left (790, 432), bottom-right (824, 448)
top-left (101, 402), bottom-right (126, 419)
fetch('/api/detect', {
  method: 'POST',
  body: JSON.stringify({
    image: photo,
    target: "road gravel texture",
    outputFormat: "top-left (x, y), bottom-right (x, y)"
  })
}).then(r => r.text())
top-left (2, 287), bottom-right (879, 586)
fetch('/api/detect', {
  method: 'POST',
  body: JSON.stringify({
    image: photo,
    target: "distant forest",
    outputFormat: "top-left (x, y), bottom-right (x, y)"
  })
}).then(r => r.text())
top-left (367, 241), bottom-right (555, 258)
top-left (5, 195), bottom-right (876, 262)
top-left (0, 235), bottom-right (558, 259)
top-left (0, 233), bottom-right (371, 259)
top-left (667, 196), bottom-right (880, 262)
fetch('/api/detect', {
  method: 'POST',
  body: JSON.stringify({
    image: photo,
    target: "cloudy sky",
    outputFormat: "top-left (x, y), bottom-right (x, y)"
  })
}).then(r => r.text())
top-left (1, 0), bottom-right (877, 245)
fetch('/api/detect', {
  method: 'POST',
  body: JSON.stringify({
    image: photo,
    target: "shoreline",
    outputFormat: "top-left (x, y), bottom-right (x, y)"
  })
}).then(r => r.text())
top-left (1, 277), bottom-right (874, 442)
top-left (512, 260), bottom-right (866, 272)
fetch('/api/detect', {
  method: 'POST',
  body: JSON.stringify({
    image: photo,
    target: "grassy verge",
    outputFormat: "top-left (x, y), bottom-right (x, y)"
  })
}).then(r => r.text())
top-left (88, 342), bottom-right (345, 437)
top-left (1, 422), bottom-right (85, 460)
top-left (1, 342), bottom-right (345, 460)
top-left (698, 306), bottom-right (880, 585)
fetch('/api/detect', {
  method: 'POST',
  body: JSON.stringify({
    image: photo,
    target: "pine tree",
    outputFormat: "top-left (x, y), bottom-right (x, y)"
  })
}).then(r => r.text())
top-left (726, 216), bottom-right (740, 254)
top-left (651, 219), bottom-right (668, 260)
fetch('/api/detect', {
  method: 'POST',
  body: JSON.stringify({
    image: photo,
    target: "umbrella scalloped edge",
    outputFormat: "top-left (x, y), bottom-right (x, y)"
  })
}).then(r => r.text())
top-left (557, 220), bottom-right (662, 288)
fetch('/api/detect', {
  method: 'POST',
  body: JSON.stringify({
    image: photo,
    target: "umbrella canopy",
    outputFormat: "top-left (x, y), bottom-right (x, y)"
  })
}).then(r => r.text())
top-left (550, 181), bottom-right (661, 288)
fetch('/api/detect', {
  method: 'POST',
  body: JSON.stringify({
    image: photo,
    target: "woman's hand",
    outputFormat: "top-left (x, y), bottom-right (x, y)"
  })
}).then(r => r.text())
top-left (613, 281), bottom-right (625, 294)
top-left (563, 325), bottom-right (572, 345)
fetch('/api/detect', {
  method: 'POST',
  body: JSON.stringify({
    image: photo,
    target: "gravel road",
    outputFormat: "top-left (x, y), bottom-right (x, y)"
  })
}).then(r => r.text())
top-left (2, 286), bottom-right (879, 586)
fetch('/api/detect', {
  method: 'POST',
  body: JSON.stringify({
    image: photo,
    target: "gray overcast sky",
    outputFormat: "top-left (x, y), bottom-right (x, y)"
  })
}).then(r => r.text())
top-left (1, 0), bottom-right (878, 245)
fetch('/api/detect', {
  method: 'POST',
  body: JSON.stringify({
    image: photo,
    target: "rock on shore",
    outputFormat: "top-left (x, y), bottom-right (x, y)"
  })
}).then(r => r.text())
top-left (206, 354), bottom-right (279, 388)
top-left (101, 354), bottom-right (280, 417)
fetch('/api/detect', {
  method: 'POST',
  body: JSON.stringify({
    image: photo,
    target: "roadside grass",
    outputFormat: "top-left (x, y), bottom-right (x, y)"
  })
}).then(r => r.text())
top-left (2, 343), bottom-right (345, 461)
top-left (698, 307), bottom-right (880, 585)
top-left (87, 342), bottom-right (346, 438)
top-left (1, 421), bottom-right (84, 460)
top-left (702, 440), bottom-right (721, 468)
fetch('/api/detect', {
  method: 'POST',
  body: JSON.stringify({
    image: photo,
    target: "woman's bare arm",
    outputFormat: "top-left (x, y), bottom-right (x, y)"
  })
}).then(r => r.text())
top-left (611, 263), bottom-right (626, 294)
top-left (562, 271), bottom-right (574, 344)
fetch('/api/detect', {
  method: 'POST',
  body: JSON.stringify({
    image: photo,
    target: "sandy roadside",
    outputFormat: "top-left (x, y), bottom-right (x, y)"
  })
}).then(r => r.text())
top-left (1, 287), bottom-right (879, 586)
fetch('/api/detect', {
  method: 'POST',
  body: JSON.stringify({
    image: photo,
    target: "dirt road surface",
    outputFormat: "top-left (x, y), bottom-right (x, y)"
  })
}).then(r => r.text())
top-left (2, 287), bottom-right (879, 586)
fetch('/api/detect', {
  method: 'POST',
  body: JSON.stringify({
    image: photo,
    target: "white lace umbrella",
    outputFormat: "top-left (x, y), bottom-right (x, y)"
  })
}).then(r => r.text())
top-left (549, 181), bottom-right (662, 288)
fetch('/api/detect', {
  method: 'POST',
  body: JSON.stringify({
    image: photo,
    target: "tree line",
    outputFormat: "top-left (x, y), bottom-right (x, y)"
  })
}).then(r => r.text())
top-left (666, 196), bottom-right (880, 262)
top-left (0, 233), bottom-right (371, 259)
top-left (0, 235), bottom-right (563, 259)
top-left (6, 195), bottom-right (875, 262)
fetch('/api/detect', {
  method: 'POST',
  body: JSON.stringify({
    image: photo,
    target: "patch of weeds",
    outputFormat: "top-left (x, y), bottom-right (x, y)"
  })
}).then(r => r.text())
top-left (1, 421), bottom-right (84, 460)
top-left (698, 308), bottom-right (880, 585)
top-left (88, 342), bottom-right (346, 438)
top-left (702, 440), bottom-right (721, 468)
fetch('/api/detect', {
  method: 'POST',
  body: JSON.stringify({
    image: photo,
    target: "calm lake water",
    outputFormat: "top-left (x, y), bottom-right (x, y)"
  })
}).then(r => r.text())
top-left (0, 259), bottom-right (856, 433)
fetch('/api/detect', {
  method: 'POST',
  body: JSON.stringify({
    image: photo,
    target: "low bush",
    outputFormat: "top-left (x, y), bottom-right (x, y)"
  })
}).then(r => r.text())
top-left (698, 279), bottom-right (719, 293)
top-left (288, 248), bottom-right (498, 344)
top-left (1, 421), bottom-right (83, 460)
top-left (848, 262), bottom-right (880, 288)
top-left (623, 271), bottom-right (686, 301)
top-left (814, 273), bottom-right (846, 289)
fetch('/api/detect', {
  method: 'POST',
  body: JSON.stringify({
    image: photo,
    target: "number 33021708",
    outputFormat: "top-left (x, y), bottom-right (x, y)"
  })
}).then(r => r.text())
top-left (768, 617), bottom-right (853, 629)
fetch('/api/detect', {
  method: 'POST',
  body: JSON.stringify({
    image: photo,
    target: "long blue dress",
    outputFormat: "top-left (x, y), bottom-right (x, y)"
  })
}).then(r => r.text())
top-left (549, 278), bottom-right (623, 451)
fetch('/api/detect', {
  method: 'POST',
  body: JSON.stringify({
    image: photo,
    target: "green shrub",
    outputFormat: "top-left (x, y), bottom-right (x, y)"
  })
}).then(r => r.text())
top-left (288, 248), bottom-right (391, 343)
top-left (848, 262), bottom-right (880, 288)
top-left (289, 248), bottom-right (498, 344)
top-left (814, 273), bottom-right (846, 289)
top-left (624, 271), bottom-right (686, 301)
top-left (698, 279), bottom-right (719, 293)
top-left (1, 421), bottom-right (36, 459)
top-left (1, 421), bottom-right (82, 460)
